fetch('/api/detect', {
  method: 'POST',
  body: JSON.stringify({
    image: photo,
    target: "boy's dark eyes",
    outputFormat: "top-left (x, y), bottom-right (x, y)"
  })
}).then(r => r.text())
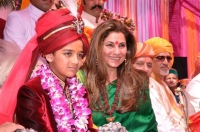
top-left (78, 53), bottom-right (84, 58)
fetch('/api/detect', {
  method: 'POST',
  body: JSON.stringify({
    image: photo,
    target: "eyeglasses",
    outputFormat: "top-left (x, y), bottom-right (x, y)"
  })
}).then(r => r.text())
top-left (155, 56), bottom-right (172, 62)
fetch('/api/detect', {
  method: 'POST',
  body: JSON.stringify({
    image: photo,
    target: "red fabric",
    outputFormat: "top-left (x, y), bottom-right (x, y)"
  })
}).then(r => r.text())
top-left (189, 111), bottom-right (200, 132)
top-left (16, 76), bottom-right (58, 132)
top-left (0, 9), bottom-right (89, 124)
top-left (36, 9), bottom-right (89, 56)
top-left (0, 18), bottom-right (6, 39)
top-left (16, 76), bottom-right (97, 132)
top-left (0, 37), bottom-right (39, 123)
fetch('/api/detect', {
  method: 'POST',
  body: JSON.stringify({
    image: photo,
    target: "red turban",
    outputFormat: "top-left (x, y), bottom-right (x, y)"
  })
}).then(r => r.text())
top-left (0, 9), bottom-right (89, 123)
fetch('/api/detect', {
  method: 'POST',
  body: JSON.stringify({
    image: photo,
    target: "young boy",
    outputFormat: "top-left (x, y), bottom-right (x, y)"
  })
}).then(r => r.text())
top-left (0, 9), bottom-right (96, 132)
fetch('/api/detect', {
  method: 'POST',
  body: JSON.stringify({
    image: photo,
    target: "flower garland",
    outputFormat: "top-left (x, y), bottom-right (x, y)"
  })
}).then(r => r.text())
top-left (33, 65), bottom-right (91, 132)
top-left (101, 9), bottom-right (136, 33)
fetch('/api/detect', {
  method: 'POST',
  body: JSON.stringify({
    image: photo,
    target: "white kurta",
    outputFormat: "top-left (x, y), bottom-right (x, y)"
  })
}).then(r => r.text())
top-left (149, 77), bottom-right (186, 132)
top-left (185, 74), bottom-right (200, 116)
top-left (3, 3), bottom-right (43, 50)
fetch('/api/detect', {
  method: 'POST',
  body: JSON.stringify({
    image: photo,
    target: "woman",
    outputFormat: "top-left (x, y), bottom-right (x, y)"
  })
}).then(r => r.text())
top-left (78, 20), bottom-right (157, 132)
top-left (0, 9), bottom-right (96, 132)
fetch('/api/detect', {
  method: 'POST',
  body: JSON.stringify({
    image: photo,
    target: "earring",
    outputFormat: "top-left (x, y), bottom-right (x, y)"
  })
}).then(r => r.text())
top-left (125, 59), bottom-right (127, 65)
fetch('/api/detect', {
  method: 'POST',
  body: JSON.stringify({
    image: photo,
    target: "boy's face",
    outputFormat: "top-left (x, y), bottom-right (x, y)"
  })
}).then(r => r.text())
top-left (46, 40), bottom-right (84, 81)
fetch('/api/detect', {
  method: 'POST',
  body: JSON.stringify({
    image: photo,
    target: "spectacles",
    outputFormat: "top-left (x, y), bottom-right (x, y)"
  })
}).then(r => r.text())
top-left (155, 56), bottom-right (172, 62)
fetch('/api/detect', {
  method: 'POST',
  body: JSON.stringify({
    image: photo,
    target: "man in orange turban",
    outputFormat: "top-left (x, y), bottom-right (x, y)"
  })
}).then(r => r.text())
top-left (132, 42), bottom-right (154, 77)
top-left (145, 37), bottom-right (187, 131)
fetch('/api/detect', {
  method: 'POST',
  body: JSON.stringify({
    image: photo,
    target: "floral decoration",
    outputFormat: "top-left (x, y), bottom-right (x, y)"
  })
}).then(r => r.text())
top-left (33, 65), bottom-right (91, 132)
top-left (101, 9), bottom-right (136, 32)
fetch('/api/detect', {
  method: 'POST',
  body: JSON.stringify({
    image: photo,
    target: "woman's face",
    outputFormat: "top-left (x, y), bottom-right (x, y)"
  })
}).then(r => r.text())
top-left (46, 40), bottom-right (84, 81)
top-left (102, 32), bottom-right (127, 70)
top-left (132, 56), bottom-right (153, 77)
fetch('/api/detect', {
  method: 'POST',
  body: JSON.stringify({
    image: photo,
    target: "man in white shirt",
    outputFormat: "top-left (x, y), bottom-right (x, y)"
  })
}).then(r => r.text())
top-left (3, 0), bottom-right (53, 49)
top-left (185, 54), bottom-right (200, 116)
top-left (81, 0), bottom-right (105, 28)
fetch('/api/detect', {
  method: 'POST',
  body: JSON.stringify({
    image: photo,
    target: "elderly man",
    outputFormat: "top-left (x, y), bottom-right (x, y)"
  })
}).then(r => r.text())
top-left (145, 37), bottom-right (187, 132)
top-left (80, 0), bottom-right (105, 28)
top-left (132, 42), bottom-right (155, 77)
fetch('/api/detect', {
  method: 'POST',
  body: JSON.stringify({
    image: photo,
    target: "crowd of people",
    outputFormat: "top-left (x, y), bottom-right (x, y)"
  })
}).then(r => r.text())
top-left (0, 0), bottom-right (200, 132)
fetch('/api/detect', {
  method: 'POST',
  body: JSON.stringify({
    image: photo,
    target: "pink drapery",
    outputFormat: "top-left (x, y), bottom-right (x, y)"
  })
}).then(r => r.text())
top-left (104, 0), bottom-right (169, 42)
top-left (169, 0), bottom-right (200, 76)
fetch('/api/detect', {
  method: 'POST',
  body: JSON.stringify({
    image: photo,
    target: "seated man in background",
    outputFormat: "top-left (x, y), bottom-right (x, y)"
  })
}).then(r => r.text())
top-left (164, 68), bottom-right (181, 104)
top-left (132, 42), bottom-right (155, 77)
top-left (145, 37), bottom-right (187, 132)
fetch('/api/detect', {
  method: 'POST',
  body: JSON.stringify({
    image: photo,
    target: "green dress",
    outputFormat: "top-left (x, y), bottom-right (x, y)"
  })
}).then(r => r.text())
top-left (77, 70), bottom-right (158, 132)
